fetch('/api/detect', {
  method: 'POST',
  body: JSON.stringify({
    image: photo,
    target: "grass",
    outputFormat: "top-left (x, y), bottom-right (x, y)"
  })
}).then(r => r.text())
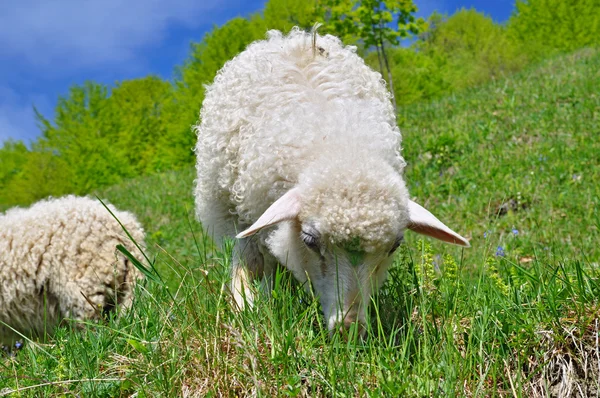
top-left (1, 48), bottom-right (600, 397)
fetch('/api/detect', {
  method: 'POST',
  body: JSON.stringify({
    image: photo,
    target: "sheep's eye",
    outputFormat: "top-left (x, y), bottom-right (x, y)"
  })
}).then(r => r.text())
top-left (300, 230), bottom-right (320, 251)
top-left (389, 236), bottom-right (404, 255)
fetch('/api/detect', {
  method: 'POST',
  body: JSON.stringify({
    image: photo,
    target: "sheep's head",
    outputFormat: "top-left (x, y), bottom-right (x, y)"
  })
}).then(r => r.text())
top-left (236, 167), bottom-right (469, 337)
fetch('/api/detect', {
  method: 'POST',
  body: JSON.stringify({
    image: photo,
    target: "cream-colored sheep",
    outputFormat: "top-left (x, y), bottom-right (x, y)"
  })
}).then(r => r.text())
top-left (194, 28), bottom-right (469, 335)
top-left (0, 195), bottom-right (145, 346)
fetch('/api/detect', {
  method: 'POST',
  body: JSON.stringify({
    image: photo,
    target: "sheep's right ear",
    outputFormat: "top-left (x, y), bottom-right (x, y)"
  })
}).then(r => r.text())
top-left (236, 188), bottom-right (302, 238)
top-left (407, 200), bottom-right (470, 247)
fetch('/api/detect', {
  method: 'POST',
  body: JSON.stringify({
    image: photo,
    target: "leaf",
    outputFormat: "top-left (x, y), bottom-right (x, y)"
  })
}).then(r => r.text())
top-left (117, 244), bottom-right (162, 285)
top-left (127, 339), bottom-right (150, 354)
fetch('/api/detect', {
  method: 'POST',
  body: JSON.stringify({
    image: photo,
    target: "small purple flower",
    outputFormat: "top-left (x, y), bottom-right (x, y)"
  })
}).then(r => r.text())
top-left (512, 228), bottom-right (519, 236)
top-left (14, 341), bottom-right (23, 349)
top-left (484, 231), bottom-right (490, 238)
top-left (496, 246), bottom-right (505, 257)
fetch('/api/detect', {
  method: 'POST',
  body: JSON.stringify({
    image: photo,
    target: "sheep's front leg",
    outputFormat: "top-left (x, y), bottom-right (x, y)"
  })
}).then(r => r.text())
top-left (230, 238), bottom-right (265, 311)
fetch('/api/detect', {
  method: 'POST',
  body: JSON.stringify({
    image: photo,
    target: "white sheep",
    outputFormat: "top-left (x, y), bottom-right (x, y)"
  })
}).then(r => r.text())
top-left (194, 27), bottom-right (469, 335)
top-left (0, 195), bottom-right (145, 346)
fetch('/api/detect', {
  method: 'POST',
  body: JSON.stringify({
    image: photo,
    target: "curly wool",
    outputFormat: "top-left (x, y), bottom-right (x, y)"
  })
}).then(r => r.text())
top-left (0, 195), bottom-right (145, 345)
top-left (195, 28), bottom-right (408, 246)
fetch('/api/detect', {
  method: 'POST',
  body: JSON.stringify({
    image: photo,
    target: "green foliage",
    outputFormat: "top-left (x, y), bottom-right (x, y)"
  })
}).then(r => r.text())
top-left (263, 0), bottom-right (321, 32)
top-left (102, 77), bottom-right (174, 174)
top-left (318, 0), bottom-right (426, 109)
top-left (419, 9), bottom-right (526, 91)
top-left (364, 9), bottom-right (529, 106)
top-left (365, 46), bottom-right (447, 104)
top-left (0, 140), bottom-right (29, 206)
top-left (318, 0), bottom-right (425, 46)
top-left (508, 0), bottom-right (600, 57)
top-left (1, 148), bottom-right (74, 207)
top-left (168, 16), bottom-right (268, 168)
top-left (36, 81), bottom-right (132, 194)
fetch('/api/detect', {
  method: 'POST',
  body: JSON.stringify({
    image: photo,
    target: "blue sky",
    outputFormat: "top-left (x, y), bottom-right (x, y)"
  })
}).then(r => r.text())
top-left (0, 0), bottom-right (516, 145)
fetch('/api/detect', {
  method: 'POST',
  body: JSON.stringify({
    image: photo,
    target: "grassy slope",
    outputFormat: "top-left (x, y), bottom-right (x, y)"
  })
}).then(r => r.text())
top-left (1, 49), bottom-right (599, 397)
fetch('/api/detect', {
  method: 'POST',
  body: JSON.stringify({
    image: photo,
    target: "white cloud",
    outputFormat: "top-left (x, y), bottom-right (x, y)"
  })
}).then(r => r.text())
top-left (0, 0), bottom-right (264, 143)
top-left (0, 0), bottom-right (231, 68)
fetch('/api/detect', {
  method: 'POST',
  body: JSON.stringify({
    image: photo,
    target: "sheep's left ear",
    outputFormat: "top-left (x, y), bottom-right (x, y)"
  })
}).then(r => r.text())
top-left (236, 188), bottom-right (302, 238)
top-left (407, 200), bottom-right (470, 247)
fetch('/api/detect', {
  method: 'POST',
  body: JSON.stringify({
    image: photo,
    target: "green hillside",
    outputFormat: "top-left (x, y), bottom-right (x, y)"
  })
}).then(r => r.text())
top-left (2, 49), bottom-right (600, 396)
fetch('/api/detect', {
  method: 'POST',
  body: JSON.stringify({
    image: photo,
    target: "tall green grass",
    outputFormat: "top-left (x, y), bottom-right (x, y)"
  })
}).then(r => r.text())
top-left (1, 49), bottom-right (599, 397)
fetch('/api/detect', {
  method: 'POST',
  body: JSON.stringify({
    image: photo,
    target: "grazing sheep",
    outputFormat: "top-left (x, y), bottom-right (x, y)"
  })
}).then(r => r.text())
top-left (0, 195), bottom-right (145, 345)
top-left (194, 27), bottom-right (469, 335)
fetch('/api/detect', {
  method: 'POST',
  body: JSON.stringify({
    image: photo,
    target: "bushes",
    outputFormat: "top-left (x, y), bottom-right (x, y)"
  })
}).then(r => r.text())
top-left (508, 0), bottom-right (600, 58)
top-left (367, 9), bottom-right (527, 105)
top-left (420, 9), bottom-right (527, 91)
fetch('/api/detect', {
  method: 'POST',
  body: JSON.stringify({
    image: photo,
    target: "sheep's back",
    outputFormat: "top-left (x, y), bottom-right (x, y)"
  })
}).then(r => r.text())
top-left (195, 28), bottom-right (400, 226)
top-left (0, 196), bottom-right (145, 343)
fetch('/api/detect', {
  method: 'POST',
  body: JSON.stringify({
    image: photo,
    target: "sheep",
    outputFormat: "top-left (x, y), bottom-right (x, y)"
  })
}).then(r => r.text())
top-left (194, 27), bottom-right (470, 335)
top-left (0, 195), bottom-right (145, 346)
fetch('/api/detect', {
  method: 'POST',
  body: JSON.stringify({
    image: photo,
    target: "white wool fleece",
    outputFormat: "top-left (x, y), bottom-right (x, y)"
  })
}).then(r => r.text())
top-left (195, 28), bottom-right (405, 235)
top-left (0, 195), bottom-right (145, 345)
top-left (194, 27), bottom-right (469, 335)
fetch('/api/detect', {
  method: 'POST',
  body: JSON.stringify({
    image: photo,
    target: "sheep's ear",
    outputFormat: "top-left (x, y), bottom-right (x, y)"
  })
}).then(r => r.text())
top-left (236, 188), bottom-right (302, 238)
top-left (407, 200), bottom-right (470, 247)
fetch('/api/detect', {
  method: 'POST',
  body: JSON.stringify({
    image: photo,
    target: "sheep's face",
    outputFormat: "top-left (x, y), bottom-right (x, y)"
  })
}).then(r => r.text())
top-left (266, 219), bottom-right (403, 336)
top-left (237, 185), bottom-right (470, 337)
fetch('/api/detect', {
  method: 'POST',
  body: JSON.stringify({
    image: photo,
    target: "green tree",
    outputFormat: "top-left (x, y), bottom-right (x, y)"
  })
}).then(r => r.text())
top-left (419, 9), bottom-right (526, 92)
top-left (2, 148), bottom-right (74, 206)
top-left (37, 81), bottom-right (134, 193)
top-left (171, 16), bottom-right (268, 167)
top-left (264, 0), bottom-right (321, 32)
top-left (364, 46), bottom-right (447, 105)
top-left (508, 0), bottom-right (600, 56)
top-left (103, 76), bottom-right (174, 174)
top-left (0, 140), bottom-right (29, 205)
top-left (318, 0), bottom-right (426, 111)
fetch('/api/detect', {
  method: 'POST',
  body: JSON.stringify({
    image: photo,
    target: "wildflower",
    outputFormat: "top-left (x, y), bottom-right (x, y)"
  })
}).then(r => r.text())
top-left (512, 228), bottom-right (519, 236)
top-left (496, 246), bottom-right (505, 257)
top-left (14, 341), bottom-right (23, 350)
top-left (416, 239), bottom-right (437, 295)
top-left (486, 257), bottom-right (509, 297)
top-left (443, 254), bottom-right (458, 283)
top-left (484, 230), bottom-right (490, 238)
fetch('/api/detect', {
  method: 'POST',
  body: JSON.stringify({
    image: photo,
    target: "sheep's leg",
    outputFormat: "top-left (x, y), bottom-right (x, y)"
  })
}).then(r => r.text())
top-left (230, 238), bottom-right (265, 311)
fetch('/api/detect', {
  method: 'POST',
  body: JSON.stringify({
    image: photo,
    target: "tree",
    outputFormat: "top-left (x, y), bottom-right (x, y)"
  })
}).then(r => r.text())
top-left (0, 140), bottom-right (29, 206)
top-left (508, 0), bottom-right (600, 56)
top-left (2, 148), bottom-right (75, 206)
top-left (318, 0), bottom-right (426, 112)
top-left (419, 9), bottom-right (526, 92)
top-left (170, 16), bottom-right (268, 168)
top-left (102, 76), bottom-right (173, 174)
top-left (264, 0), bottom-right (321, 32)
top-left (36, 81), bottom-right (134, 193)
